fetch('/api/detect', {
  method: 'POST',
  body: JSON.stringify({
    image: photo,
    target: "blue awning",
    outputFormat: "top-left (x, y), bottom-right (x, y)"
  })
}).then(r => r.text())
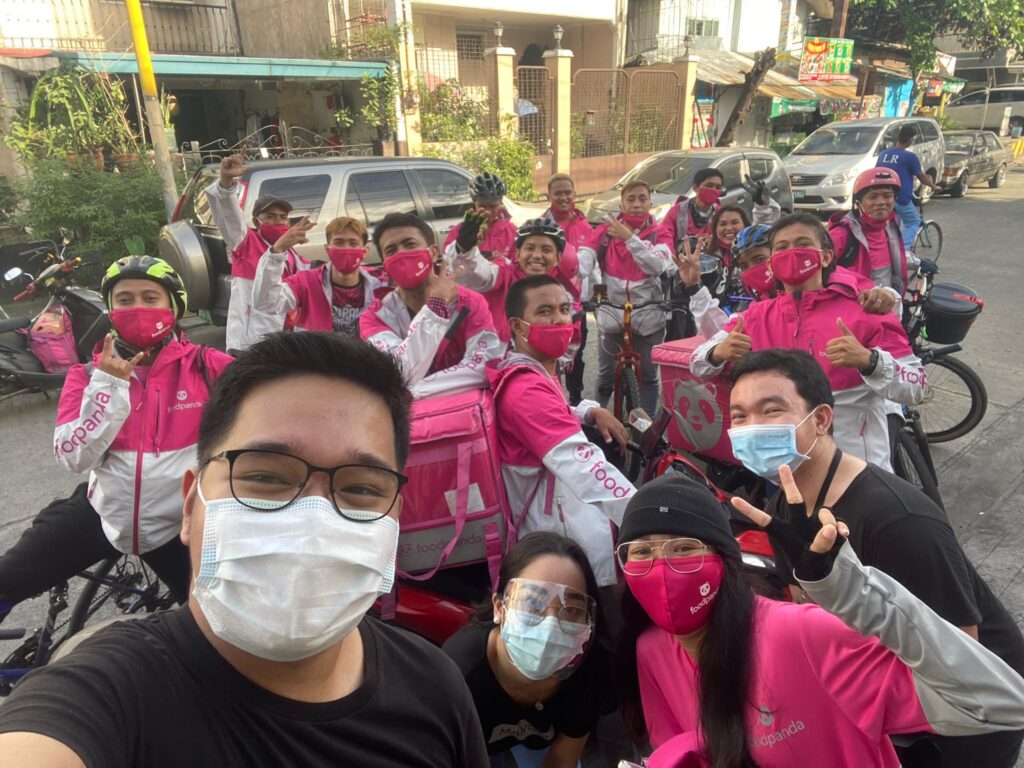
top-left (54, 51), bottom-right (386, 80)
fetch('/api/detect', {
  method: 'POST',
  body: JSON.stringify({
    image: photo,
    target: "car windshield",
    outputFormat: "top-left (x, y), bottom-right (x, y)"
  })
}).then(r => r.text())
top-left (615, 155), bottom-right (712, 194)
top-left (944, 135), bottom-right (974, 152)
top-left (791, 125), bottom-right (879, 156)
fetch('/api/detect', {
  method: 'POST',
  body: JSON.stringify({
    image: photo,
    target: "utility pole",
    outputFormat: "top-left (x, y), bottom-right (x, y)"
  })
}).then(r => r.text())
top-left (124, 0), bottom-right (177, 219)
top-left (830, 0), bottom-right (850, 38)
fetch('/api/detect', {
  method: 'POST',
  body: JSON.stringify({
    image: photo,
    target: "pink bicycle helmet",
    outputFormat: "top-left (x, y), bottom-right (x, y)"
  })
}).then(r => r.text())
top-left (853, 167), bottom-right (901, 200)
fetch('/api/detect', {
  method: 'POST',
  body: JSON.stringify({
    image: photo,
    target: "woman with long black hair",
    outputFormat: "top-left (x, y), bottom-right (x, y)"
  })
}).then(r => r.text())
top-left (443, 532), bottom-right (610, 768)
top-left (614, 472), bottom-right (1024, 768)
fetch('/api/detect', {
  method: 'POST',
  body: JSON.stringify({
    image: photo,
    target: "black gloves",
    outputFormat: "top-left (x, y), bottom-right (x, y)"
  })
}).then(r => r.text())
top-left (456, 210), bottom-right (487, 253)
top-left (742, 175), bottom-right (771, 207)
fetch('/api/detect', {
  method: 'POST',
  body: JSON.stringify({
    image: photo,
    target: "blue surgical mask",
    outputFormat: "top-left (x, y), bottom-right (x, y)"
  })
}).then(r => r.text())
top-left (500, 609), bottom-right (591, 681)
top-left (727, 409), bottom-right (820, 480)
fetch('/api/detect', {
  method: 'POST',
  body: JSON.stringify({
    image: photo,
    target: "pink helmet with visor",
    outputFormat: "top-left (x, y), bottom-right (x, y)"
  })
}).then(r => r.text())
top-left (853, 167), bottom-right (901, 200)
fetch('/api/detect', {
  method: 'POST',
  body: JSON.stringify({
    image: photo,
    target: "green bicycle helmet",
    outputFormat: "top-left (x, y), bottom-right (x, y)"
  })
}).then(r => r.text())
top-left (101, 256), bottom-right (189, 319)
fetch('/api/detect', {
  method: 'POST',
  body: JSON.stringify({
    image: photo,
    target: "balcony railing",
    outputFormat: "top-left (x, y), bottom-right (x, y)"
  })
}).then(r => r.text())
top-left (0, 0), bottom-right (241, 56)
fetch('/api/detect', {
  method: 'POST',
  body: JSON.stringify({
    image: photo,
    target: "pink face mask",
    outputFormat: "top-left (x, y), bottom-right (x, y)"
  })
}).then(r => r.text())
top-left (770, 247), bottom-right (822, 287)
top-left (698, 186), bottom-right (723, 207)
top-left (327, 246), bottom-right (365, 274)
top-left (384, 249), bottom-right (434, 289)
top-left (258, 223), bottom-right (290, 245)
top-left (741, 260), bottom-right (776, 295)
top-left (624, 555), bottom-right (725, 636)
top-left (620, 213), bottom-right (649, 230)
top-left (520, 321), bottom-right (574, 359)
top-left (109, 307), bottom-right (176, 349)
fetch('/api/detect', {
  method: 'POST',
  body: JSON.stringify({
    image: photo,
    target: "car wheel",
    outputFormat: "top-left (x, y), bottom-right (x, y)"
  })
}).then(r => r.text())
top-left (951, 172), bottom-right (969, 198)
top-left (989, 164), bottom-right (1007, 189)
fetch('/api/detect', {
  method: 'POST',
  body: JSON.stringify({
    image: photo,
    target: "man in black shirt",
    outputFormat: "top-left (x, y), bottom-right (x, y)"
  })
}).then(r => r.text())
top-left (0, 333), bottom-right (488, 768)
top-left (727, 348), bottom-right (1024, 768)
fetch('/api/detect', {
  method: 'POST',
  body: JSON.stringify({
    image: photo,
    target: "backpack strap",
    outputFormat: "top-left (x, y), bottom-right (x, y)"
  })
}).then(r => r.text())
top-left (836, 222), bottom-right (860, 268)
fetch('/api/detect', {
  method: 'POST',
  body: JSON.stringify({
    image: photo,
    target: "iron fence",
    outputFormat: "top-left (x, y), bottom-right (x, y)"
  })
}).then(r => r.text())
top-left (179, 126), bottom-right (374, 169)
top-left (571, 68), bottom-right (681, 160)
top-left (327, 0), bottom-right (391, 60)
top-left (0, 0), bottom-right (241, 55)
top-left (414, 40), bottom-right (496, 142)
top-left (516, 65), bottom-right (552, 154)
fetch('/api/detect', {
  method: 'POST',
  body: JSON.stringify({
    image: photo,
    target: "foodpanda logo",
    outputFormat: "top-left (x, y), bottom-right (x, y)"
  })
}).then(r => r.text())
top-left (177, 390), bottom-right (188, 402)
top-left (699, 581), bottom-right (711, 597)
top-left (573, 444), bottom-right (596, 463)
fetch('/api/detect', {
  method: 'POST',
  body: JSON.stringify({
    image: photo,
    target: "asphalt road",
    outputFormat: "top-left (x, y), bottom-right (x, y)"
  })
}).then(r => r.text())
top-left (1, 169), bottom-right (1023, 760)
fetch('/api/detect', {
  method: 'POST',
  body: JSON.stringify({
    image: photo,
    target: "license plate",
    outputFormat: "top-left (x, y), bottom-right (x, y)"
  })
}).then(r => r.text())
top-left (793, 190), bottom-right (805, 200)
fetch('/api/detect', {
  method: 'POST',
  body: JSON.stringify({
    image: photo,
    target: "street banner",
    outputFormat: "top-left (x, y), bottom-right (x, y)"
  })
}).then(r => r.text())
top-left (799, 37), bottom-right (854, 83)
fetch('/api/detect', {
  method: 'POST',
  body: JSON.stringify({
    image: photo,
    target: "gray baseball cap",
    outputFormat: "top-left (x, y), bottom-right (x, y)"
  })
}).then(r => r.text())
top-left (252, 194), bottom-right (293, 216)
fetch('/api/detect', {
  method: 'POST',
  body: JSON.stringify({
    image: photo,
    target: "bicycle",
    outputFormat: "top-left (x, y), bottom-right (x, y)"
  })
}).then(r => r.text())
top-left (0, 554), bottom-right (175, 695)
top-left (902, 253), bottom-right (987, 443)
top-left (911, 195), bottom-right (943, 262)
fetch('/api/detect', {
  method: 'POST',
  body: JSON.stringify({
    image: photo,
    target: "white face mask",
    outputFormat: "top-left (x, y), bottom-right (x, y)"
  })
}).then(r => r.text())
top-left (500, 609), bottom-right (592, 681)
top-left (192, 482), bottom-right (399, 662)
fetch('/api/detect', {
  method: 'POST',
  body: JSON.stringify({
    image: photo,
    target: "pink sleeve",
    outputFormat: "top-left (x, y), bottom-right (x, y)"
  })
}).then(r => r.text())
top-left (202, 348), bottom-right (234, 381)
top-left (443, 224), bottom-right (459, 250)
top-left (496, 373), bottom-right (583, 459)
top-left (637, 631), bottom-right (691, 748)
top-left (458, 287), bottom-right (497, 337)
top-left (797, 607), bottom-right (933, 740)
top-left (358, 299), bottom-right (392, 341)
top-left (662, 202), bottom-right (680, 246)
top-left (653, 224), bottom-right (674, 249)
top-left (55, 364), bottom-right (91, 426)
top-left (828, 224), bottom-right (849, 257)
top-left (863, 311), bottom-right (914, 359)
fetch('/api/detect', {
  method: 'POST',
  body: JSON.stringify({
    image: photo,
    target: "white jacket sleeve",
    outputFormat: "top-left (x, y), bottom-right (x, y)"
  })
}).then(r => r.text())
top-left (572, 399), bottom-right (601, 426)
top-left (689, 330), bottom-right (729, 380)
top-left (541, 434), bottom-right (635, 526)
top-left (408, 327), bottom-right (502, 399)
top-left (752, 198), bottom-right (782, 225)
top-left (203, 179), bottom-right (248, 256)
top-left (800, 541), bottom-right (1024, 736)
top-left (862, 350), bottom-right (926, 405)
top-left (577, 246), bottom-right (601, 284)
top-left (448, 244), bottom-right (499, 293)
top-left (689, 286), bottom-right (731, 339)
top-left (53, 370), bottom-right (132, 474)
top-left (251, 249), bottom-right (298, 319)
top-left (626, 234), bottom-right (672, 276)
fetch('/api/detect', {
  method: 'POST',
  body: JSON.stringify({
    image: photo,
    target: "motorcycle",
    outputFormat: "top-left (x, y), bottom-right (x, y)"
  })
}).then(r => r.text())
top-left (0, 234), bottom-right (108, 401)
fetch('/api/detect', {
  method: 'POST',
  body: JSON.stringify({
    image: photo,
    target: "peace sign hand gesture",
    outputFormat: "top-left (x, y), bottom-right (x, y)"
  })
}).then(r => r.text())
top-left (672, 235), bottom-right (706, 287)
top-left (730, 464), bottom-right (850, 582)
top-left (97, 333), bottom-right (145, 381)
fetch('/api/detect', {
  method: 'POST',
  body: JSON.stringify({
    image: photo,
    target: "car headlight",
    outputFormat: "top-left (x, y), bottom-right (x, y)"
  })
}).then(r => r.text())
top-left (823, 170), bottom-right (855, 186)
top-left (650, 203), bottom-right (673, 223)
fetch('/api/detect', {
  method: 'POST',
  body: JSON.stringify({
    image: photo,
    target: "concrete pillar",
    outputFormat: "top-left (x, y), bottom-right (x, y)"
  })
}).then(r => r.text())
top-left (386, 0), bottom-right (421, 155)
top-left (486, 46), bottom-right (517, 136)
top-left (666, 55), bottom-right (700, 150)
top-left (543, 47), bottom-right (574, 175)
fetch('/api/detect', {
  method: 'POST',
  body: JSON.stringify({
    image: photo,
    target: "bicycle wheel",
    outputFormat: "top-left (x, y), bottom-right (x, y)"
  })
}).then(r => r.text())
top-left (919, 355), bottom-right (987, 443)
top-left (892, 429), bottom-right (943, 508)
top-left (618, 367), bottom-right (643, 482)
top-left (64, 558), bottom-right (119, 638)
top-left (913, 220), bottom-right (943, 262)
top-left (65, 556), bottom-right (172, 638)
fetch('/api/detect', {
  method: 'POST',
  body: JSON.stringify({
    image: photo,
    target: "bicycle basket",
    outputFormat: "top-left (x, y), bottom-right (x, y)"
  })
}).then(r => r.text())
top-left (923, 282), bottom-right (983, 344)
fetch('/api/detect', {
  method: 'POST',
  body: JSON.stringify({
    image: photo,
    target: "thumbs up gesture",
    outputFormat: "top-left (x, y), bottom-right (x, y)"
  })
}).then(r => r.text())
top-left (825, 317), bottom-right (872, 370)
top-left (710, 314), bottom-right (752, 365)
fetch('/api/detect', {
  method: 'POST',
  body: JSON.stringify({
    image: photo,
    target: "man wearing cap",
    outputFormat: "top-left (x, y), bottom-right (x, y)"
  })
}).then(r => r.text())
top-left (205, 154), bottom-right (311, 352)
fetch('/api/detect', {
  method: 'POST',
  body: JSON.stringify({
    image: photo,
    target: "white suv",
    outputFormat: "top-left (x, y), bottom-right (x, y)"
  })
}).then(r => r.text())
top-left (945, 86), bottom-right (1024, 133)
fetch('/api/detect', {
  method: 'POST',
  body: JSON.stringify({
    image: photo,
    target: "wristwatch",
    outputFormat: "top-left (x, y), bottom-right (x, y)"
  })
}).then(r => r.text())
top-left (859, 349), bottom-right (880, 376)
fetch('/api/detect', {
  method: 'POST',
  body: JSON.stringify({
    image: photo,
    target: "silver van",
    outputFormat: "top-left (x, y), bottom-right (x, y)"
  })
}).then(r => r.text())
top-left (945, 86), bottom-right (1024, 133)
top-left (782, 117), bottom-right (945, 214)
top-left (158, 157), bottom-right (477, 326)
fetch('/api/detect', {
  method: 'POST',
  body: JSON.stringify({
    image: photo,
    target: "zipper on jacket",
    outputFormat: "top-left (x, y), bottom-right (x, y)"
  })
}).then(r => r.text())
top-left (131, 378), bottom-right (148, 555)
top-left (153, 389), bottom-right (162, 457)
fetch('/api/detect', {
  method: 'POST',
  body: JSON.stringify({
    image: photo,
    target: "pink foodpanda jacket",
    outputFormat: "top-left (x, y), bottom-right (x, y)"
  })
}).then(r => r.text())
top-left (577, 216), bottom-right (674, 337)
top-left (542, 206), bottom-right (594, 298)
top-left (690, 268), bottom-right (925, 471)
top-left (443, 212), bottom-right (518, 263)
top-left (829, 211), bottom-right (909, 296)
top-left (204, 180), bottom-right (310, 351)
top-left (448, 243), bottom-right (581, 344)
top-left (360, 285), bottom-right (501, 399)
top-left (53, 337), bottom-right (232, 555)
top-left (250, 252), bottom-right (388, 334)
top-left (638, 542), bottom-right (1024, 768)
top-left (488, 354), bottom-right (634, 587)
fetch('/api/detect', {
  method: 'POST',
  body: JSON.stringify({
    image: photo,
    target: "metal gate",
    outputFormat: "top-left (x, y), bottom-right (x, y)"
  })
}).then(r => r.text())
top-left (516, 65), bottom-right (553, 154)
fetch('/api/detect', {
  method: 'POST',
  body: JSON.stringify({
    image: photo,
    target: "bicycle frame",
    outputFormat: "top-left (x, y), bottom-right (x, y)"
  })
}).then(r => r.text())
top-left (612, 299), bottom-right (643, 421)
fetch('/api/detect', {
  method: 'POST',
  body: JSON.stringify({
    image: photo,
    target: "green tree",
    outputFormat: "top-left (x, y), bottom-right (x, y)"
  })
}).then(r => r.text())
top-left (847, 0), bottom-right (1024, 76)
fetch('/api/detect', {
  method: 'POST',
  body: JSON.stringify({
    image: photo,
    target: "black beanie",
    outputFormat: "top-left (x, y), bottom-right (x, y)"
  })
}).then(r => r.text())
top-left (619, 474), bottom-right (740, 557)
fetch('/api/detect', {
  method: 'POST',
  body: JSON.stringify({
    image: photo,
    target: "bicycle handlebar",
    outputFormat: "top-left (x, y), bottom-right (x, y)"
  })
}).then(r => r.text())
top-left (917, 343), bottom-right (962, 364)
top-left (581, 298), bottom-right (690, 313)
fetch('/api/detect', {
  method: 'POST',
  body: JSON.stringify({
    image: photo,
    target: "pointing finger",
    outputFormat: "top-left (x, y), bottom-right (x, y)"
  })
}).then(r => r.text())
top-left (101, 333), bottom-right (114, 360)
top-left (129, 351), bottom-right (146, 367)
top-left (777, 464), bottom-right (803, 505)
top-left (730, 495), bottom-right (772, 528)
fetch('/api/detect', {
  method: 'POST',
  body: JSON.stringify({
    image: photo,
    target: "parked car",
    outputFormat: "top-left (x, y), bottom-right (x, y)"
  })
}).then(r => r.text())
top-left (782, 117), bottom-right (945, 214)
top-left (159, 157), bottom-right (480, 326)
top-left (586, 147), bottom-right (794, 226)
top-left (939, 130), bottom-right (1012, 197)
top-left (944, 86), bottom-right (1024, 133)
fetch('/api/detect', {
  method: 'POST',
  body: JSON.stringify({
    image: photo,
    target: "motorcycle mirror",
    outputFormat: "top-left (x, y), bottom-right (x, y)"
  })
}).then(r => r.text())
top-left (3, 267), bottom-right (23, 282)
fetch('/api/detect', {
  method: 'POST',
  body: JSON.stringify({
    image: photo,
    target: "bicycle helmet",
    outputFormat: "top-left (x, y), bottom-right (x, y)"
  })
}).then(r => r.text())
top-left (468, 172), bottom-right (507, 204)
top-left (101, 255), bottom-right (189, 319)
top-left (853, 167), bottom-right (901, 200)
top-left (515, 218), bottom-right (567, 254)
top-left (732, 224), bottom-right (773, 257)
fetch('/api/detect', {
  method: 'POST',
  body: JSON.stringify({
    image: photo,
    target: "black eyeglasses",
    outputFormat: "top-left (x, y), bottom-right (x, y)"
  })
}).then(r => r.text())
top-left (203, 449), bottom-right (407, 521)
